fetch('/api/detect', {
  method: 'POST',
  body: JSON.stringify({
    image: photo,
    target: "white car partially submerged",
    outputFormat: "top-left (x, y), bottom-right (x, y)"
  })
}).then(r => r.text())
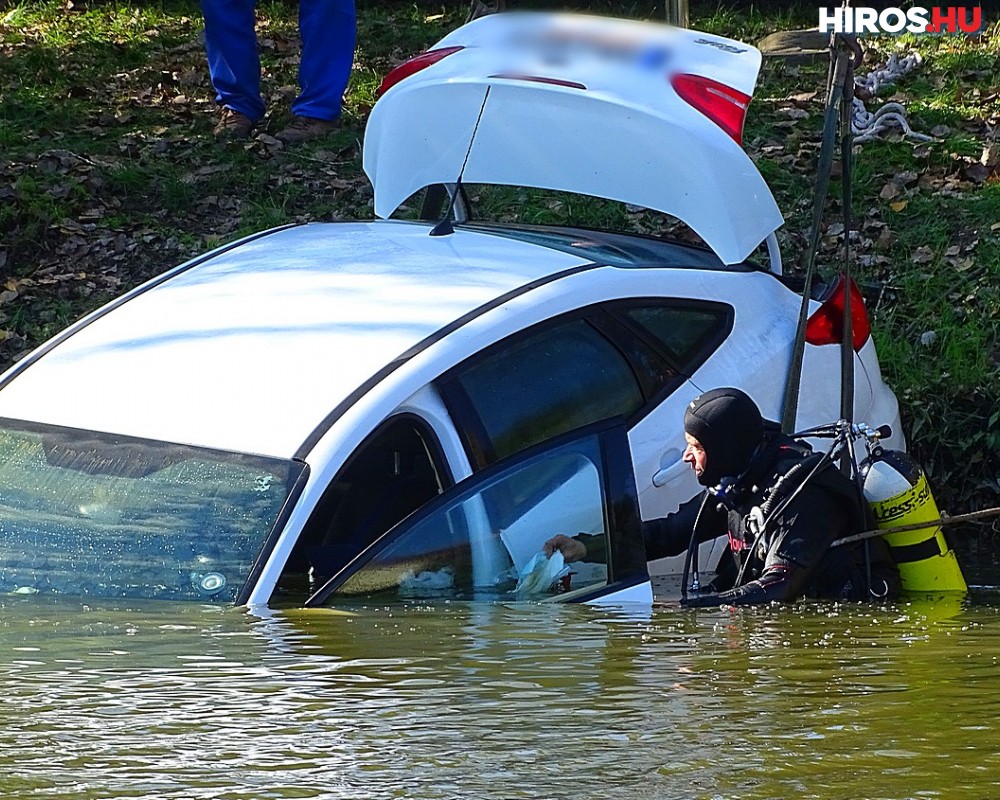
top-left (0, 12), bottom-right (902, 608)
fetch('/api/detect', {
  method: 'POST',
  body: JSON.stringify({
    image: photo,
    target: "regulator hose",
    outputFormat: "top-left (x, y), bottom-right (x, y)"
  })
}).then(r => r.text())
top-left (681, 493), bottom-right (712, 602)
top-left (759, 455), bottom-right (829, 523)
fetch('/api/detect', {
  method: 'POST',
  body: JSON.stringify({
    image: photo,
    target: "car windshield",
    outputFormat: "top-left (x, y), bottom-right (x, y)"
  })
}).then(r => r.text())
top-left (0, 419), bottom-right (305, 603)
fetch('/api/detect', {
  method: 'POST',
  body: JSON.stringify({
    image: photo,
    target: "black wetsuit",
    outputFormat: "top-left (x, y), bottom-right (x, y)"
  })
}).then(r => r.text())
top-left (579, 434), bottom-right (900, 606)
top-left (650, 435), bottom-right (900, 606)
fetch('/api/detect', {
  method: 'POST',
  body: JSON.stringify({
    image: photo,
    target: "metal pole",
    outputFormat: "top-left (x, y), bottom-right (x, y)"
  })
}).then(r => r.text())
top-left (781, 49), bottom-right (851, 434)
top-left (665, 0), bottom-right (688, 27)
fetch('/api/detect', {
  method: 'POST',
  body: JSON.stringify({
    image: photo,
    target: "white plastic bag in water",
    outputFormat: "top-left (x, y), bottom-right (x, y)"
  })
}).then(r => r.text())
top-left (399, 567), bottom-right (455, 597)
top-left (515, 551), bottom-right (571, 596)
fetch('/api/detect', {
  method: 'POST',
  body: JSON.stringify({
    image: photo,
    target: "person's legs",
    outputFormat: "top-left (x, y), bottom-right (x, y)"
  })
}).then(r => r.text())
top-left (291, 0), bottom-right (356, 121)
top-left (202, 0), bottom-right (265, 122)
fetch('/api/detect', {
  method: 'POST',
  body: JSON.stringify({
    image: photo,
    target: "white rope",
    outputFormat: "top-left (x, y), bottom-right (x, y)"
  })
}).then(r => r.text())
top-left (852, 51), bottom-right (933, 143)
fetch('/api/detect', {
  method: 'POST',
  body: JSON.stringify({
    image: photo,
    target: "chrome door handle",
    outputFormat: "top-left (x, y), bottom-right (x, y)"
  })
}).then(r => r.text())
top-left (651, 448), bottom-right (683, 487)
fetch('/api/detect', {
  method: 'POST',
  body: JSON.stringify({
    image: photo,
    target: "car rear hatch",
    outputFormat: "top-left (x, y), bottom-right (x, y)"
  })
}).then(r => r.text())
top-left (364, 11), bottom-right (784, 265)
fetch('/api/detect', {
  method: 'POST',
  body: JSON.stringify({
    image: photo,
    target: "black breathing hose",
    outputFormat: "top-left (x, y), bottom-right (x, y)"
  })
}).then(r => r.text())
top-left (681, 494), bottom-right (712, 601)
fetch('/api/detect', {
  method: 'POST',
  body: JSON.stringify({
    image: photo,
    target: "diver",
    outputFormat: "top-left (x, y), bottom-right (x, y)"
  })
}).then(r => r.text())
top-left (545, 387), bottom-right (900, 607)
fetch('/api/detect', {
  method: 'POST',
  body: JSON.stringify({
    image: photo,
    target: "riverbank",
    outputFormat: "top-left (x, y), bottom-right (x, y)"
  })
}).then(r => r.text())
top-left (0, 0), bottom-right (997, 517)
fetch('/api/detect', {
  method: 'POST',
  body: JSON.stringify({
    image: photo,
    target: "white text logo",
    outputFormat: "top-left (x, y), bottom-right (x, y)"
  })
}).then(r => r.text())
top-left (819, 6), bottom-right (984, 34)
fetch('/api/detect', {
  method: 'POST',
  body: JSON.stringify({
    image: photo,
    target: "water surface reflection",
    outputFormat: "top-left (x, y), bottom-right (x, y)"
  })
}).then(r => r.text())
top-left (2, 594), bottom-right (998, 799)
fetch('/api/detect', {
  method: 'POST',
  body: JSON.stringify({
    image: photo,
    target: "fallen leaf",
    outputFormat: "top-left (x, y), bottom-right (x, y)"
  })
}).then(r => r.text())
top-left (912, 246), bottom-right (934, 264)
top-left (880, 181), bottom-right (902, 200)
top-left (877, 228), bottom-right (897, 248)
top-left (964, 162), bottom-right (994, 183)
top-left (776, 107), bottom-right (810, 119)
top-left (890, 200), bottom-right (909, 212)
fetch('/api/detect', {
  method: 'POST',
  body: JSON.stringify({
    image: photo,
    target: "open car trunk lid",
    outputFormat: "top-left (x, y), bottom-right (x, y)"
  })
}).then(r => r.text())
top-left (364, 12), bottom-right (784, 265)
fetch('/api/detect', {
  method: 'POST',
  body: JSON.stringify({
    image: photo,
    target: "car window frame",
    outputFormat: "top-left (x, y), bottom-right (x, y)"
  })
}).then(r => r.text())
top-left (586, 309), bottom-right (681, 400)
top-left (606, 298), bottom-right (734, 376)
top-left (303, 417), bottom-right (647, 607)
top-left (238, 462), bottom-right (311, 604)
top-left (603, 298), bottom-right (734, 426)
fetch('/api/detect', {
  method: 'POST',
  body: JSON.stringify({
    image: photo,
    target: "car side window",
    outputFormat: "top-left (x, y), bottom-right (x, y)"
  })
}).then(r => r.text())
top-left (617, 303), bottom-right (730, 375)
top-left (440, 318), bottom-right (643, 468)
top-left (280, 415), bottom-right (451, 599)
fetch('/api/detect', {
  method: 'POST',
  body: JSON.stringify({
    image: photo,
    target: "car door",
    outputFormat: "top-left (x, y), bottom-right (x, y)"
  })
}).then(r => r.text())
top-left (433, 297), bottom-right (733, 583)
top-left (305, 420), bottom-right (650, 606)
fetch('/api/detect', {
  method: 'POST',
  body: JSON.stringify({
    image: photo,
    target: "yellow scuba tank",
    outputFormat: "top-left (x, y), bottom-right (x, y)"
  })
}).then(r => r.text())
top-left (862, 450), bottom-right (967, 592)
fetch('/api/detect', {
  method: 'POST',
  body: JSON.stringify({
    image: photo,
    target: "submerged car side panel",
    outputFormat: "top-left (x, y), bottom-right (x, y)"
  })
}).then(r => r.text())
top-left (0, 222), bottom-right (589, 459)
top-left (246, 265), bottom-right (797, 602)
top-left (250, 264), bottom-right (722, 603)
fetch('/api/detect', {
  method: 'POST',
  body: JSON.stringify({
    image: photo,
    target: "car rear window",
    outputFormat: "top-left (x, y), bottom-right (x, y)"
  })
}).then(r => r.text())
top-left (0, 419), bottom-right (305, 603)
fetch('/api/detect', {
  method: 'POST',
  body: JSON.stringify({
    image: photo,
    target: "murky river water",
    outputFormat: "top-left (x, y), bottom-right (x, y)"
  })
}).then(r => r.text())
top-left (3, 571), bottom-right (999, 800)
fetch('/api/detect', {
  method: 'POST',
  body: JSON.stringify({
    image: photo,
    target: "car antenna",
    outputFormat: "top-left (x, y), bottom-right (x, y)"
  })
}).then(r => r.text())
top-left (429, 178), bottom-right (464, 237)
top-left (430, 87), bottom-right (491, 237)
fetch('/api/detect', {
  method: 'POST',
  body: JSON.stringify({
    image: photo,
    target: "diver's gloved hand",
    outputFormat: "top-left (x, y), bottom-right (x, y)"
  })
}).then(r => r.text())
top-left (681, 580), bottom-right (767, 607)
top-left (680, 565), bottom-right (795, 608)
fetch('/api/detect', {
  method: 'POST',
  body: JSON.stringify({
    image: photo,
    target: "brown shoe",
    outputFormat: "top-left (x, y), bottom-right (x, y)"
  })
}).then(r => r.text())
top-left (275, 115), bottom-right (339, 144)
top-left (213, 107), bottom-right (255, 142)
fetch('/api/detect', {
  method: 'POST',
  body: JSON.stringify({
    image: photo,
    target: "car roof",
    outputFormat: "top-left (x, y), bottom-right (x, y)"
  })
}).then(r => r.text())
top-left (0, 220), bottom-right (766, 461)
top-left (0, 221), bottom-right (596, 459)
top-left (364, 11), bottom-right (784, 265)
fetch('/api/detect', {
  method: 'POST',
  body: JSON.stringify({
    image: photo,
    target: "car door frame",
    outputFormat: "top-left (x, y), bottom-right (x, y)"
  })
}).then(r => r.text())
top-left (304, 418), bottom-right (650, 607)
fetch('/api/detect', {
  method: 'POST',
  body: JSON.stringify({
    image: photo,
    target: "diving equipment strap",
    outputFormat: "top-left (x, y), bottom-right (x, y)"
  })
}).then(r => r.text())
top-left (889, 536), bottom-right (945, 564)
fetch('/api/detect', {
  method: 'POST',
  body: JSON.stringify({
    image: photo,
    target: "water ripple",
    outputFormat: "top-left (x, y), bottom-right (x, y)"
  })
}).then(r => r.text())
top-left (1, 597), bottom-right (998, 798)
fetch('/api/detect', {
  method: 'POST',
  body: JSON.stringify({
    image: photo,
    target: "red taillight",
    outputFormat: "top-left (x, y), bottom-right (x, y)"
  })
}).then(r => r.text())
top-left (377, 46), bottom-right (464, 98)
top-left (670, 73), bottom-right (750, 144)
top-left (805, 273), bottom-right (871, 352)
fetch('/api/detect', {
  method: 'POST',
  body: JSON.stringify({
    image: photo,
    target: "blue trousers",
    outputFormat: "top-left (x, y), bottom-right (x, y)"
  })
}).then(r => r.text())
top-left (202, 0), bottom-right (356, 123)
